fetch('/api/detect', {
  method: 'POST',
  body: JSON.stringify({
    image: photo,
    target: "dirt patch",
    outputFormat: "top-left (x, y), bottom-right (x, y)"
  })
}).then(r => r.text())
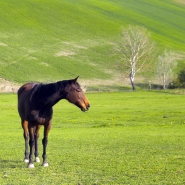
top-left (0, 78), bottom-right (19, 93)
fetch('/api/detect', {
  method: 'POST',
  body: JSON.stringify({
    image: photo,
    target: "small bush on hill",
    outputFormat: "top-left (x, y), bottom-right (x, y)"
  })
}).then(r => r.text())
top-left (169, 69), bottom-right (185, 88)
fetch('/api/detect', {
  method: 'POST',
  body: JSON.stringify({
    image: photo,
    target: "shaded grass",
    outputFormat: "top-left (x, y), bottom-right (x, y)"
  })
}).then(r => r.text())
top-left (0, 91), bottom-right (185, 184)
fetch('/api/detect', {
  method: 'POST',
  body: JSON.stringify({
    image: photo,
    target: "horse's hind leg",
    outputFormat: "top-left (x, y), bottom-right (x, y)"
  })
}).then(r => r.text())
top-left (21, 119), bottom-right (29, 163)
top-left (34, 125), bottom-right (41, 163)
top-left (28, 125), bottom-right (35, 168)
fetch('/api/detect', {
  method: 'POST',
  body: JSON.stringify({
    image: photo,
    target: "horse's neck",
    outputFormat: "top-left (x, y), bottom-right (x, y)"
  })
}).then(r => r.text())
top-left (38, 83), bottom-right (66, 107)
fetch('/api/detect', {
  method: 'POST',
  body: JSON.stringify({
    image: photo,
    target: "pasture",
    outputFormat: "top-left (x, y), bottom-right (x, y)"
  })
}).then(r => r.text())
top-left (0, 91), bottom-right (185, 184)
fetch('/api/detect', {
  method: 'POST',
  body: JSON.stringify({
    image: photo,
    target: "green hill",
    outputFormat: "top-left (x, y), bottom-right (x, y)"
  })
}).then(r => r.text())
top-left (0, 0), bottom-right (185, 88)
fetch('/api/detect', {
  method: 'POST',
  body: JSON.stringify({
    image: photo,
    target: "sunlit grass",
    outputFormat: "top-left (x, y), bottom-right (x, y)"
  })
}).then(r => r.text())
top-left (0, 91), bottom-right (185, 184)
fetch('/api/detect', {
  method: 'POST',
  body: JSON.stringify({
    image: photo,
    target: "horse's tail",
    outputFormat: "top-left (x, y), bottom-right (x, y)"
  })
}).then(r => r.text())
top-left (17, 86), bottom-right (25, 100)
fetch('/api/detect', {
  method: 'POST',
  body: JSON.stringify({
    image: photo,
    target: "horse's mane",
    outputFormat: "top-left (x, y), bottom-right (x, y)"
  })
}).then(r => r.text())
top-left (29, 79), bottom-right (80, 104)
top-left (30, 82), bottom-right (63, 103)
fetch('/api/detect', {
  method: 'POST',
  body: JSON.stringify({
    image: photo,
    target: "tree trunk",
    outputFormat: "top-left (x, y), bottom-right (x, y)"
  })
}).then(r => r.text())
top-left (129, 73), bottom-right (136, 91)
top-left (163, 73), bottom-right (166, 90)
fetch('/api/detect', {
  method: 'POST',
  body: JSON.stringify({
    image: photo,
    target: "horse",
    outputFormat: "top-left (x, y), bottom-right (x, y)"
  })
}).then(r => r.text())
top-left (17, 77), bottom-right (90, 168)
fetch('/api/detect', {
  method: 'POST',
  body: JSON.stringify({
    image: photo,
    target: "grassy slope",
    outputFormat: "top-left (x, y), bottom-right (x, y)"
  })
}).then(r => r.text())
top-left (0, 0), bottom-right (185, 84)
top-left (1, 92), bottom-right (185, 184)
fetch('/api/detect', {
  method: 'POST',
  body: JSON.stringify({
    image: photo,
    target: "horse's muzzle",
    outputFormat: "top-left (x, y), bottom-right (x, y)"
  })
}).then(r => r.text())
top-left (81, 104), bottom-right (90, 112)
top-left (75, 99), bottom-right (90, 112)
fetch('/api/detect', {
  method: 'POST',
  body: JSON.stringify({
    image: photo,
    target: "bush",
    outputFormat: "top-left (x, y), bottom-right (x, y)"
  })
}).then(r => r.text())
top-left (169, 69), bottom-right (185, 88)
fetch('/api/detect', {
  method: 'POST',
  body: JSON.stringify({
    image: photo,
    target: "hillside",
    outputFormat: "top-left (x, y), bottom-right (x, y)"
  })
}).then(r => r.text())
top-left (0, 0), bottom-right (185, 91)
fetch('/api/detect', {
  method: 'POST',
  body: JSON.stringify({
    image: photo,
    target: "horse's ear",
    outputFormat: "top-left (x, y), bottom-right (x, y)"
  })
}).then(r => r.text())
top-left (73, 76), bottom-right (79, 83)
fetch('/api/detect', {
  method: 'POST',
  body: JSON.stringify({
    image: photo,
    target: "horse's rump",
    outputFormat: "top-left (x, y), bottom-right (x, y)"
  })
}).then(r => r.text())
top-left (18, 83), bottom-right (37, 99)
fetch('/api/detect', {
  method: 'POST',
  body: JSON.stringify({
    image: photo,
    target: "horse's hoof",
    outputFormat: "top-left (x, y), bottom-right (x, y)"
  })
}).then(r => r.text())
top-left (42, 162), bottom-right (49, 167)
top-left (28, 163), bottom-right (35, 168)
top-left (35, 157), bottom-right (40, 163)
top-left (23, 158), bottom-right (29, 163)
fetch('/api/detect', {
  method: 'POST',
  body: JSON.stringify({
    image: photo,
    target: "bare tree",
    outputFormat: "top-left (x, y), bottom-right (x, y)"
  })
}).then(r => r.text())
top-left (156, 49), bottom-right (182, 89)
top-left (115, 25), bottom-right (155, 90)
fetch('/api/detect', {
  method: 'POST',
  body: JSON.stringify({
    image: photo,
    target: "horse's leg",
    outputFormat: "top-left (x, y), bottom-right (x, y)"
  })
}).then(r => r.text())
top-left (34, 125), bottom-right (41, 163)
top-left (42, 121), bottom-right (52, 167)
top-left (28, 125), bottom-right (35, 168)
top-left (21, 119), bottom-right (29, 163)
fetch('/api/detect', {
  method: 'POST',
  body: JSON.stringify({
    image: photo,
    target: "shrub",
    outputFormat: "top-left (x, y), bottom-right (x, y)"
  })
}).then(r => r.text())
top-left (169, 69), bottom-right (185, 88)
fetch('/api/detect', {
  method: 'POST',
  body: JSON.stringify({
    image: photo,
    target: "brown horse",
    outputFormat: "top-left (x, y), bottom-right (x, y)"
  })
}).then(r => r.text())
top-left (17, 77), bottom-right (90, 168)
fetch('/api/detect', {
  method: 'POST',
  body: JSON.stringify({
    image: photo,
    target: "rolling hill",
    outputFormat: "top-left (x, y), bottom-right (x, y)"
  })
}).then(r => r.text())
top-left (0, 0), bottom-right (185, 90)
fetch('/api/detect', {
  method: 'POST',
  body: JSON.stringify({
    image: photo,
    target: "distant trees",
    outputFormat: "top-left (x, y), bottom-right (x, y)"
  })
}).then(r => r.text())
top-left (156, 50), bottom-right (180, 89)
top-left (115, 25), bottom-right (155, 90)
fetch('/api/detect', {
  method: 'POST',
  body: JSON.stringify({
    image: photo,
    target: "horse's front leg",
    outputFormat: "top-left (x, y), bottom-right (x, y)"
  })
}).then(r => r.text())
top-left (28, 125), bottom-right (35, 168)
top-left (42, 121), bottom-right (52, 167)
top-left (34, 125), bottom-right (41, 163)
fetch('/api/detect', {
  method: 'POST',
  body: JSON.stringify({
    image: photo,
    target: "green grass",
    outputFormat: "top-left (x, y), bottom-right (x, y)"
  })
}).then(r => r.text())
top-left (1, 91), bottom-right (185, 184)
top-left (0, 0), bottom-right (185, 84)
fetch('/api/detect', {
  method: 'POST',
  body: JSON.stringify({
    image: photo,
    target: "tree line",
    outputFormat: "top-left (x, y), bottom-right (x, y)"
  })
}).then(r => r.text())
top-left (114, 25), bottom-right (185, 90)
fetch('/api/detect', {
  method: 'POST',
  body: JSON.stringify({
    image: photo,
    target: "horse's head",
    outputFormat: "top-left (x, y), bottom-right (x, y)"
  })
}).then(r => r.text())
top-left (65, 77), bottom-right (90, 112)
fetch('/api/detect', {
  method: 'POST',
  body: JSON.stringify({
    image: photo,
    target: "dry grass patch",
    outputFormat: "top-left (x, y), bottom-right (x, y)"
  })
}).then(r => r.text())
top-left (55, 50), bottom-right (75, 57)
top-left (0, 42), bottom-right (8, 46)
top-left (174, 0), bottom-right (185, 5)
top-left (62, 41), bottom-right (88, 50)
top-left (0, 78), bottom-right (19, 93)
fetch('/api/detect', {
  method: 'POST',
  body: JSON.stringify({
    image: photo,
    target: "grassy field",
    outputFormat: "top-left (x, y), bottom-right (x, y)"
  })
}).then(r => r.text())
top-left (0, 0), bottom-right (185, 85)
top-left (1, 1), bottom-right (185, 184)
top-left (0, 91), bottom-right (185, 184)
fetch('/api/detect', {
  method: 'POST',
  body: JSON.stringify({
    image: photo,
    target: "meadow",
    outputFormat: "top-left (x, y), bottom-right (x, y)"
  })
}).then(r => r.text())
top-left (1, 1), bottom-right (185, 184)
top-left (0, 91), bottom-right (185, 184)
